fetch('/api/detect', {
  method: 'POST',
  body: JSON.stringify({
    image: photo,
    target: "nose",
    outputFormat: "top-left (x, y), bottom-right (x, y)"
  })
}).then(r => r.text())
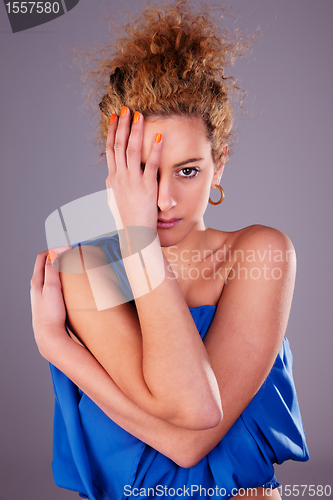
top-left (157, 175), bottom-right (177, 212)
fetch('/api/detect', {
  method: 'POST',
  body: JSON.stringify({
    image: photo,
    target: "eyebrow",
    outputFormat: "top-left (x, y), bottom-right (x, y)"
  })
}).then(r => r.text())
top-left (140, 157), bottom-right (204, 169)
top-left (172, 157), bottom-right (204, 168)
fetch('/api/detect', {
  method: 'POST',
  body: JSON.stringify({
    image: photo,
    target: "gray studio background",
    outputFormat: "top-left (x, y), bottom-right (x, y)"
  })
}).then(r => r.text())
top-left (1, 1), bottom-right (332, 499)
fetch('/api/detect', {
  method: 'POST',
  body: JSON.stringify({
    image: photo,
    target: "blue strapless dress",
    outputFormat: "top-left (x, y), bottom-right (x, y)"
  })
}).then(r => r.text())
top-left (49, 235), bottom-right (309, 500)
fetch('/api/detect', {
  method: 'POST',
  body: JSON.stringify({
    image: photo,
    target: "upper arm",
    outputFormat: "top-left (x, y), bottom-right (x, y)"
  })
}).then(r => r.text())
top-left (58, 245), bottom-right (147, 404)
top-left (170, 226), bottom-right (297, 465)
top-left (205, 225), bottom-right (295, 416)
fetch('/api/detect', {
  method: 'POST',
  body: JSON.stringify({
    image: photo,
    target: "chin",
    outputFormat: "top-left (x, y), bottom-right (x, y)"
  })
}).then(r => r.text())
top-left (157, 233), bottom-right (176, 248)
top-left (157, 226), bottom-right (192, 248)
top-left (157, 229), bottom-right (177, 247)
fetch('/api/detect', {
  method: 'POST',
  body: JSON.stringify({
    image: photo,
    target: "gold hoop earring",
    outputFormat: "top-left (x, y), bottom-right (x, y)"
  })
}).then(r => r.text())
top-left (209, 185), bottom-right (225, 205)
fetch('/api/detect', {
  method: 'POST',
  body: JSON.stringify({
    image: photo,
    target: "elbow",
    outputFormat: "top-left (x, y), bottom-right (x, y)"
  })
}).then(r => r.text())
top-left (174, 456), bottom-right (201, 470)
top-left (34, 336), bottom-right (49, 362)
top-left (171, 447), bottom-right (208, 469)
top-left (176, 402), bottom-right (223, 431)
top-left (194, 403), bottom-right (223, 431)
top-left (191, 374), bottom-right (223, 430)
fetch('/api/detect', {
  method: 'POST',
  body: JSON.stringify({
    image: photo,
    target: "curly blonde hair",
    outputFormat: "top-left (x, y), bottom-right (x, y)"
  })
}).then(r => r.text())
top-left (81, 1), bottom-right (252, 163)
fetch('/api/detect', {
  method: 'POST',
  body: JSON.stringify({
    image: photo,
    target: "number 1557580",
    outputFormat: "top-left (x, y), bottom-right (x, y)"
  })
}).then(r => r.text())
top-left (5, 2), bottom-right (60, 14)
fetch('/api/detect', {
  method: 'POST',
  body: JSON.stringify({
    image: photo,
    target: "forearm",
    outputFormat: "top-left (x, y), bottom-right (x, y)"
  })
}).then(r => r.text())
top-left (60, 244), bottom-right (219, 429)
top-left (43, 328), bottom-right (223, 467)
top-left (119, 230), bottom-right (222, 428)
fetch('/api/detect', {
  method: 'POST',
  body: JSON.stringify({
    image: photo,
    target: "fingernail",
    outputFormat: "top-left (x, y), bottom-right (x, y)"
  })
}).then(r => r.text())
top-left (110, 113), bottom-right (116, 124)
top-left (155, 133), bottom-right (162, 143)
top-left (133, 111), bottom-right (140, 124)
top-left (120, 106), bottom-right (127, 118)
top-left (48, 250), bottom-right (57, 260)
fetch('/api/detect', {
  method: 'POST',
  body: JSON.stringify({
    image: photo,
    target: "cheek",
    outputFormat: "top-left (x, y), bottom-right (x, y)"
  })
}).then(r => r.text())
top-left (179, 181), bottom-right (210, 214)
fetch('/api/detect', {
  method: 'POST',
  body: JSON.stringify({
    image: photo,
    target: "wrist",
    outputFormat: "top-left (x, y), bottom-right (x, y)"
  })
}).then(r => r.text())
top-left (118, 226), bottom-right (158, 258)
top-left (118, 227), bottom-right (166, 299)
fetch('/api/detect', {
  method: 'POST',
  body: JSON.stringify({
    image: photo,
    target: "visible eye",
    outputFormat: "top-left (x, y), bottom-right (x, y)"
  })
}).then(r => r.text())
top-left (177, 167), bottom-right (200, 178)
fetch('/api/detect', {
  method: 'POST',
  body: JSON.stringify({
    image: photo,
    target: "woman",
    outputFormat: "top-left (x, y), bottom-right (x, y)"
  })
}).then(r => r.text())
top-left (30, 2), bottom-right (309, 499)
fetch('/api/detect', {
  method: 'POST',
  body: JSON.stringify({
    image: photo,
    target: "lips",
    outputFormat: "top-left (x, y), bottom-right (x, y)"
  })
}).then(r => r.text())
top-left (157, 218), bottom-right (181, 229)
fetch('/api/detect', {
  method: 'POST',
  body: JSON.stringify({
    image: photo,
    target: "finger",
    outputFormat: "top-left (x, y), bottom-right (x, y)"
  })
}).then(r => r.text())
top-left (47, 246), bottom-right (72, 258)
top-left (106, 113), bottom-right (119, 178)
top-left (30, 251), bottom-right (49, 294)
top-left (126, 111), bottom-right (144, 175)
top-left (44, 253), bottom-right (65, 290)
top-left (143, 133), bottom-right (163, 187)
top-left (114, 106), bottom-right (131, 174)
top-left (46, 245), bottom-right (72, 275)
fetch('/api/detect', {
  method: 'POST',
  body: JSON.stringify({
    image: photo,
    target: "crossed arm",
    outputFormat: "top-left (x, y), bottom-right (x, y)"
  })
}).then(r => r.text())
top-left (31, 224), bottom-right (296, 468)
top-left (58, 239), bottom-right (222, 430)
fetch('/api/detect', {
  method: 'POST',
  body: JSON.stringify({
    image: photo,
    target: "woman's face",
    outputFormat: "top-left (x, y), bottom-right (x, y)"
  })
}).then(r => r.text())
top-left (141, 115), bottom-right (225, 248)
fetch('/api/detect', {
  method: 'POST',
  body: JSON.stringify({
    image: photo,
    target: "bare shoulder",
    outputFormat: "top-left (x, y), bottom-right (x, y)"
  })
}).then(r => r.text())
top-left (206, 224), bottom-right (295, 269)
top-left (232, 224), bottom-right (295, 252)
top-left (222, 224), bottom-right (296, 273)
top-left (58, 244), bottom-right (120, 311)
top-left (58, 244), bottom-right (110, 273)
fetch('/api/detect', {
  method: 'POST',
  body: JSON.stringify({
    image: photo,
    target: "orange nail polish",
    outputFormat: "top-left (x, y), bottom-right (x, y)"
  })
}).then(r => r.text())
top-left (133, 111), bottom-right (140, 124)
top-left (155, 133), bottom-right (162, 143)
top-left (120, 106), bottom-right (127, 118)
top-left (48, 250), bottom-right (57, 260)
top-left (110, 113), bottom-right (116, 124)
